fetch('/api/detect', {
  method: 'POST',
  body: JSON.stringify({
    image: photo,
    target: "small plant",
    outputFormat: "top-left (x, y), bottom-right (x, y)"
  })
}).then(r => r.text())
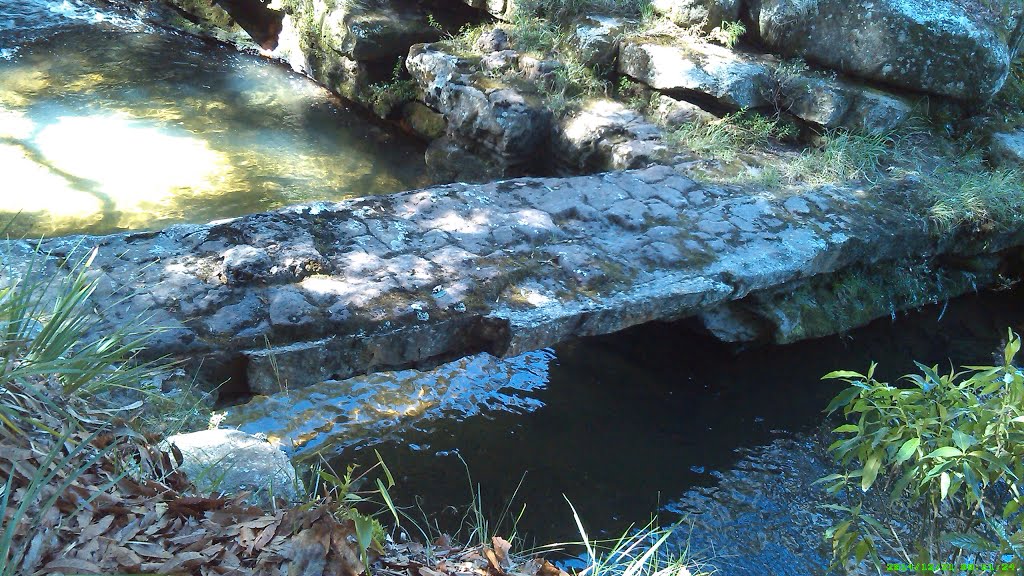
top-left (547, 500), bottom-right (711, 576)
top-left (818, 331), bottom-right (1024, 572)
top-left (0, 242), bottom-right (174, 573)
top-left (927, 166), bottom-right (1024, 232)
top-left (426, 13), bottom-right (444, 32)
top-left (308, 451), bottom-right (400, 568)
top-left (368, 56), bottom-right (418, 119)
top-left (708, 20), bottom-right (746, 49)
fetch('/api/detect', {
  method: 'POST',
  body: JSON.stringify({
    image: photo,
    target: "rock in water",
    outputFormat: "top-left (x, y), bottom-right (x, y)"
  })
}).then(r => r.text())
top-left (748, 0), bottom-right (1024, 101)
top-left (164, 429), bottom-right (302, 508)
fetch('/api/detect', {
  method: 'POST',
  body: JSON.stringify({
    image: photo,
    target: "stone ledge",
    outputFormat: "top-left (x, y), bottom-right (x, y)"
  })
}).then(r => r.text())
top-left (7, 165), bottom-right (1022, 397)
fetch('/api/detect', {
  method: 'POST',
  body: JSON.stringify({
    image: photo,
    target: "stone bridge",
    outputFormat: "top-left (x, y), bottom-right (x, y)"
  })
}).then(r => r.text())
top-left (7, 165), bottom-right (1021, 397)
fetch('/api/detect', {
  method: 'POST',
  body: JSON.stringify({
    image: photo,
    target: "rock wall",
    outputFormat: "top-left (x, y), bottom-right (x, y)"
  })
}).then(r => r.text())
top-left (142, 0), bottom-right (1023, 180)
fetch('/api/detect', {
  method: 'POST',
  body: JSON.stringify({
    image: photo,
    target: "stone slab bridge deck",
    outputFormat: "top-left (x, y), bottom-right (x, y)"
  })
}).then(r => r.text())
top-left (6, 164), bottom-right (1022, 397)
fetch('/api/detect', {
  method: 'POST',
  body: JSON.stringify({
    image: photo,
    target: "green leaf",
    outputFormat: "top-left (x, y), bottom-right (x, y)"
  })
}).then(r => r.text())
top-left (862, 454), bottom-right (882, 492)
top-left (925, 446), bottom-right (963, 459)
top-left (376, 478), bottom-right (400, 527)
top-left (352, 513), bottom-right (376, 554)
top-left (894, 437), bottom-right (920, 464)
top-left (812, 473), bottom-right (846, 487)
top-left (825, 386), bottom-right (862, 415)
top-left (1004, 499), bottom-right (1021, 518)
top-left (942, 531), bottom-right (998, 552)
top-left (940, 471), bottom-right (951, 500)
top-left (832, 424), bottom-right (860, 434)
top-left (318, 470), bottom-right (347, 489)
top-left (1005, 329), bottom-right (1021, 364)
top-left (822, 370), bottom-right (866, 381)
top-left (374, 449), bottom-right (395, 488)
top-left (952, 430), bottom-right (977, 451)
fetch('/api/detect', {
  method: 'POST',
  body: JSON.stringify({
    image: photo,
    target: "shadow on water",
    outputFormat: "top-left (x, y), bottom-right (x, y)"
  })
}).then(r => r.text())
top-left (323, 287), bottom-right (1024, 575)
top-left (1, 15), bottom-right (431, 237)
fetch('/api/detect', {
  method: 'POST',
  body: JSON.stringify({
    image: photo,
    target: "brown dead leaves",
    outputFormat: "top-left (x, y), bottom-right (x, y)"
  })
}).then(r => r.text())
top-left (1, 379), bottom-right (367, 576)
top-left (376, 536), bottom-right (570, 576)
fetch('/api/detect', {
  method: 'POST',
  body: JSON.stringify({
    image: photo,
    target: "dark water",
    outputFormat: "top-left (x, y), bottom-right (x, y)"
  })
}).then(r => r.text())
top-left (302, 287), bottom-right (1024, 575)
top-left (0, 0), bottom-right (430, 237)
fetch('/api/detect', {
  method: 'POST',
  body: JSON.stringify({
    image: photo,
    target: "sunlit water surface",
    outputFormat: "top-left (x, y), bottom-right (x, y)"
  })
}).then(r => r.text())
top-left (1, 0), bottom-right (430, 237)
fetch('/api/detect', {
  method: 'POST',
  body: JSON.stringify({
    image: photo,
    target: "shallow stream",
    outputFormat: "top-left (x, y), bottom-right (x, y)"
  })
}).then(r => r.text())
top-left (0, 0), bottom-right (430, 237)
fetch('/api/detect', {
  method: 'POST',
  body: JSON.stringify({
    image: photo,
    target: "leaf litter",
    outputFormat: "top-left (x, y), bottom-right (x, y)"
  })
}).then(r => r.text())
top-left (1, 377), bottom-right (568, 576)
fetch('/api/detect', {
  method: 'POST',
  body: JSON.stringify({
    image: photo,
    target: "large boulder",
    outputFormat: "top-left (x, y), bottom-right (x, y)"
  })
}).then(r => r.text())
top-left (620, 36), bottom-right (914, 134)
top-left (551, 99), bottom-right (670, 172)
top-left (619, 37), bottom-right (772, 109)
top-left (164, 429), bottom-right (302, 508)
top-left (407, 43), bottom-right (552, 177)
top-left (318, 0), bottom-right (442, 62)
top-left (748, 0), bottom-right (1024, 101)
top-left (653, 94), bottom-right (719, 126)
top-left (778, 69), bottom-right (915, 135)
top-left (650, 0), bottom-right (741, 32)
top-left (988, 129), bottom-right (1024, 168)
top-left (569, 15), bottom-right (630, 68)
top-left (272, 0), bottom-right (444, 102)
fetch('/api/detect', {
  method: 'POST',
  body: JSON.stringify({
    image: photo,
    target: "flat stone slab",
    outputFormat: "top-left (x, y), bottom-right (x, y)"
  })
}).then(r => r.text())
top-left (5, 165), bottom-right (1020, 395)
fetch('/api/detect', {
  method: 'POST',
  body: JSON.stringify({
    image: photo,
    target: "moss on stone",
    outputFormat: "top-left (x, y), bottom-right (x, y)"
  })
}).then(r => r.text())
top-left (755, 257), bottom-right (995, 343)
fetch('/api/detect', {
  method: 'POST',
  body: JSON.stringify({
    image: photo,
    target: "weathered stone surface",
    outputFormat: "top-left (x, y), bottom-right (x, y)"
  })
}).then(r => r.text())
top-left (570, 15), bottom-right (629, 68)
top-left (336, 1), bottom-right (440, 61)
top-left (621, 36), bottom-right (914, 133)
top-left (475, 27), bottom-right (511, 52)
top-left (702, 256), bottom-right (1002, 343)
top-left (400, 101), bottom-right (447, 140)
top-left (748, 0), bottom-right (1024, 101)
top-left (653, 94), bottom-right (718, 126)
top-left (458, 0), bottom-right (527, 21)
top-left (12, 164), bottom-right (1024, 397)
top-left (619, 38), bottom-right (771, 109)
top-left (988, 129), bottom-right (1024, 168)
top-left (650, 0), bottom-right (741, 33)
top-left (779, 71), bottom-right (915, 134)
top-left (552, 99), bottom-right (670, 172)
top-left (408, 43), bottom-right (552, 177)
top-left (163, 429), bottom-right (301, 508)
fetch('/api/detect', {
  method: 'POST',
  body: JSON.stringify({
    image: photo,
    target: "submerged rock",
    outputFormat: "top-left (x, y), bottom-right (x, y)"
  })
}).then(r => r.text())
top-left (164, 429), bottom-right (302, 508)
top-left (748, 0), bottom-right (1024, 101)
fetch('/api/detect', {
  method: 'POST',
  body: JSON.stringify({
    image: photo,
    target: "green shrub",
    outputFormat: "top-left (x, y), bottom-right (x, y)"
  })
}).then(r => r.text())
top-left (819, 330), bottom-right (1024, 572)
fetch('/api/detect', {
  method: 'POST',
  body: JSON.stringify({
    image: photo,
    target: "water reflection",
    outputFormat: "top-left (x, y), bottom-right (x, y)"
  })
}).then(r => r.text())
top-left (1, 9), bottom-right (430, 237)
top-left (224, 350), bottom-right (554, 459)
top-left (262, 288), bottom-right (1022, 575)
